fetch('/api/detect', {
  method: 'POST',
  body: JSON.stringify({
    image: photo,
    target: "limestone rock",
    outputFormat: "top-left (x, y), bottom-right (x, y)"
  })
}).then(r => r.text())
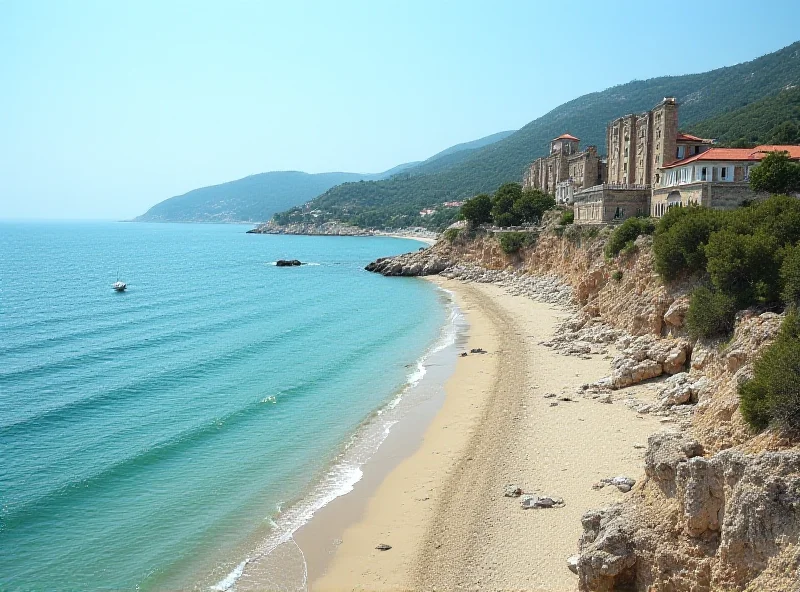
top-left (609, 335), bottom-right (690, 389)
top-left (521, 495), bottom-right (565, 509)
top-left (567, 554), bottom-right (580, 574)
top-left (644, 431), bottom-right (704, 486)
top-left (663, 296), bottom-right (690, 328)
top-left (576, 506), bottom-right (637, 592)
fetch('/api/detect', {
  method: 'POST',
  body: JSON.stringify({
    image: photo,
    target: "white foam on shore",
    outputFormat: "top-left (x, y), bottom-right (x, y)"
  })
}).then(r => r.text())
top-left (212, 290), bottom-right (462, 592)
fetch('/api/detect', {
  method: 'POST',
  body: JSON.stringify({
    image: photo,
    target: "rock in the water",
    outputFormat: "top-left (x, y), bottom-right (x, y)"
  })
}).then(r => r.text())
top-left (276, 259), bottom-right (302, 267)
top-left (375, 543), bottom-right (392, 551)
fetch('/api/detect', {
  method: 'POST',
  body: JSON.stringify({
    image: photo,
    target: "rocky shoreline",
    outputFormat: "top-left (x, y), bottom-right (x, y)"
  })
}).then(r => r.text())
top-left (248, 221), bottom-right (373, 236)
top-left (248, 220), bottom-right (439, 242)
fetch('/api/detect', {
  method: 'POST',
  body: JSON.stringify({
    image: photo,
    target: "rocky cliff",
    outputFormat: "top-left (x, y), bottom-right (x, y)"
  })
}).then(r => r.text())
top-left (367, 223), bottom-right (799, 591)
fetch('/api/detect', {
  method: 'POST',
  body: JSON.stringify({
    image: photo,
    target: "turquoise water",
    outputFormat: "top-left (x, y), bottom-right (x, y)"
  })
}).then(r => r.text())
top-left (0, 222), bottom-right (450, 591)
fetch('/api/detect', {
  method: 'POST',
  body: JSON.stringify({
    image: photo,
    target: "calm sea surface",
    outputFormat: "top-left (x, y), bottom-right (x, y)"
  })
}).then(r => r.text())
top-left (0, 222), bottom-right (450, 591)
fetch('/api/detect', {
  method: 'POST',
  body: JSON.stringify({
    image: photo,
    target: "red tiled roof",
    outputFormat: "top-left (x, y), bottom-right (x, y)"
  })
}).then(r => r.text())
top-left (752, 145), bottom-right (800, 159)
top-left (661, 145), bottom-right (800, 169)
top-left (676, 133), bottom-right (708, 142)
top-left (553, 133), bottom-right (580, 141)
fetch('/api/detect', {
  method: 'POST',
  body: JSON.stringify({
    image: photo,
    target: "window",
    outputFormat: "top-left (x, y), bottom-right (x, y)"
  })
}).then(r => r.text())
top-left (655, 173), bottom-right (660, 184)
top-left (624, 148), bottom-right (628, 157)
top-left (700, 166), bottom-right (707, 181)
top-left (677, 146), bottom-right (685, 159)
top-left (721, 167), bottom-right (728, 180)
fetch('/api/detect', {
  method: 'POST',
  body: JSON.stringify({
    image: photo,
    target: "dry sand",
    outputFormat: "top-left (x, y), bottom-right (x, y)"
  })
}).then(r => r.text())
top-left (309, 278), bottom-right (662, 591)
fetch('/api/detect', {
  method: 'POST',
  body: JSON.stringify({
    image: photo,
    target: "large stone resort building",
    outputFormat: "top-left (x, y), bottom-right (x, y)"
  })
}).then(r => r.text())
top-left (523, 98), bottom-right (800, 224)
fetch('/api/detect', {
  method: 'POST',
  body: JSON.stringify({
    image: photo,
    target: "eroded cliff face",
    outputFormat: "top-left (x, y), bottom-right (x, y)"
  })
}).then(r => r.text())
top-left (368, 225), bottom-right (799, 591)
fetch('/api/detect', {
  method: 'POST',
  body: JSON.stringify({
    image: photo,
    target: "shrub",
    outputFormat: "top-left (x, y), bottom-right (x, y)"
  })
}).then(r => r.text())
top-left (460, 193), bottom-right (492, 226)
top-left (653, 207), bottom-right (723, 280)
top-left (491, 183), bottom-right (523, 227)
top-left (513, 189), bottom-right (556, 224)
top-left (739, 311), bottom-right (800, 433)
top-left (749, 151), bottom-right (800, 195)
top-left (604, 217), bottom-right (655, 259)
top-left (704, 229), bottom-right (782, 306)
top-left (560, 210), bottom-right (575, 225)
top-left (498, 232), bottom-right (526, 254)
top-left (781, 244), bottom-right (800, 306)
top-left (611, 270), bottom-right (623, 282)
top-left (685, 286), bottom-right (737, 339)
top-left (443, 228), bottom-right (460, 243)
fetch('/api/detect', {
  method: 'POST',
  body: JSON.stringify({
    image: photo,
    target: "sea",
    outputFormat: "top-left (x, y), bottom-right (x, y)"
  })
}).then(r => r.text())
top-left (0, 221), bottom-right (458, 591)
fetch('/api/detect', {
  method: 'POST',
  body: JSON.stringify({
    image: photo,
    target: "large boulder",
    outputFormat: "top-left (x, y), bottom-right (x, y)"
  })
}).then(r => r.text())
top-left (577, 506), bottom-right (637, 592)
top-left (609, 335), bottom-right (690, 388)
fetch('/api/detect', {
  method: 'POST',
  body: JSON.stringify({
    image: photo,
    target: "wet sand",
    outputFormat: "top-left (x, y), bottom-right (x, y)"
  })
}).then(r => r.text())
top-left (303, 278), bottom-right (662, 591)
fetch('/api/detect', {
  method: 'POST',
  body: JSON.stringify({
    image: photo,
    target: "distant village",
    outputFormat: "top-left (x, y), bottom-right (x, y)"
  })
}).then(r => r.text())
top-left (522, 97), bottom-right (800, 224)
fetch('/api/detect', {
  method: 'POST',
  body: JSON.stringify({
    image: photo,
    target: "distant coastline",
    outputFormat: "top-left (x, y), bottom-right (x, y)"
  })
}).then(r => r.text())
top-left (247, 220), bottom-right (438, 244)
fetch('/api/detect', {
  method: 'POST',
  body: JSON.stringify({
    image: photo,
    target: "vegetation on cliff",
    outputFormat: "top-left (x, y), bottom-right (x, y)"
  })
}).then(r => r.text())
top-left (460, 183), bottom-right (555, 228)
top-left (652, 196), bottom-right (800, 338)
top-left (604, 217), bottom-right (655, 258)
top-left (739, 310), bottom-right (800, 433)
top-left (274, 41), bottom-right (800, 229)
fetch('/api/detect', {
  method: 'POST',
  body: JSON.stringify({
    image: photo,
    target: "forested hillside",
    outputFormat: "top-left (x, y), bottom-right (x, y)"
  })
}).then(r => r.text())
top-left (687, 86), bottom-right (800, 146)
top-left (135, 131), bottom-right (515, 223)
top-left (135, 171), bottom-right (368, 223)
top-left (275, 41), bottom-right (800, 230)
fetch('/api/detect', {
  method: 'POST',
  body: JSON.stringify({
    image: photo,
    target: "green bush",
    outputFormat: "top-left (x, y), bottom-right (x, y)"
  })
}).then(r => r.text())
top-left (685, 286), bottom-right (737, 339)
top-left (654, 197), bottom-right (800, 315)
top-left (443, 228), bottom-right (460, 243)
top-left (604, 217), bottom-right (655, 259)
top-left (513, 190), bottom-right (556, 224)
top-left (460, 193), bottom-right (492, 226)
top-left (491, 183), bottom-right (523, 227)
top-left (739, 311), bottom-right (800, 433)
top-left (611, 270), bottom-right (623, 282)
top-left (498, 232), bottom-right (526, 254)
top-left (704, 229), bottom-right (782, 306)
top-left (560, 210), bottom-right (575, 225)
top-left (653, 207), bottom-right (723, 280)
top-left (749, 151), bottom-right (800, 195)
top-left (781, 244), bottom-right (800, 306)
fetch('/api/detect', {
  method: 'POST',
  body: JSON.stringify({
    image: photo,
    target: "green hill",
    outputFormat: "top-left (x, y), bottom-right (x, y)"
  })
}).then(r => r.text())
top-left (274, 41), bottom-right (800, 230)
top-left (687, 86), bottom-right (800, 146)
top-left (135, 131), bottom-right (515, 223)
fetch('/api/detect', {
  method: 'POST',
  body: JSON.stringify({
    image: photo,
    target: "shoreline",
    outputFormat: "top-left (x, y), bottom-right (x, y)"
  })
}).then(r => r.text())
top-left (227, 282), bottom-right (462, 591)
top-left (305, 277), bottom-right (665, 591)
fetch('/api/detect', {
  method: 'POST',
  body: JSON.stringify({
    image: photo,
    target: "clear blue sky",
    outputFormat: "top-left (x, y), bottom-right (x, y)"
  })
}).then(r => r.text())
top-left (1, 0), bottom-right (799, 219)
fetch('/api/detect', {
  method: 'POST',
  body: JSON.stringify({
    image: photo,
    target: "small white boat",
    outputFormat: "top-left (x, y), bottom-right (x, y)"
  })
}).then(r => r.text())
top-left (113, 281), bottom-right (127, 292)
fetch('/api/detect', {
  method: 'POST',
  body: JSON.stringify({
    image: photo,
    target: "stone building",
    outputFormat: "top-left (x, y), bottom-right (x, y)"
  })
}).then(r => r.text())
top-left (522, 134), bottom-right (605, 203)
top-left (573, 98), bottom-right (714, 224)
top-left (527, 97), bottom-right (800, 225)
top-left (651, 145), bottom-right (800, 216)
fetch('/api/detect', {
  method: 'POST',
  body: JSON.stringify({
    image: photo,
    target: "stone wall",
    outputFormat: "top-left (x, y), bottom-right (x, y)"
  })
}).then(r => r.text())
top-left (574, 187), bottom-right (650, 224)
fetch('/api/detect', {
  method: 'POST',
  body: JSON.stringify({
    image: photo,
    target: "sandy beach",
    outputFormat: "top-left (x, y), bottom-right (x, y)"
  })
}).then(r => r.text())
top-left (305, 277), bottom-right (663, 591)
